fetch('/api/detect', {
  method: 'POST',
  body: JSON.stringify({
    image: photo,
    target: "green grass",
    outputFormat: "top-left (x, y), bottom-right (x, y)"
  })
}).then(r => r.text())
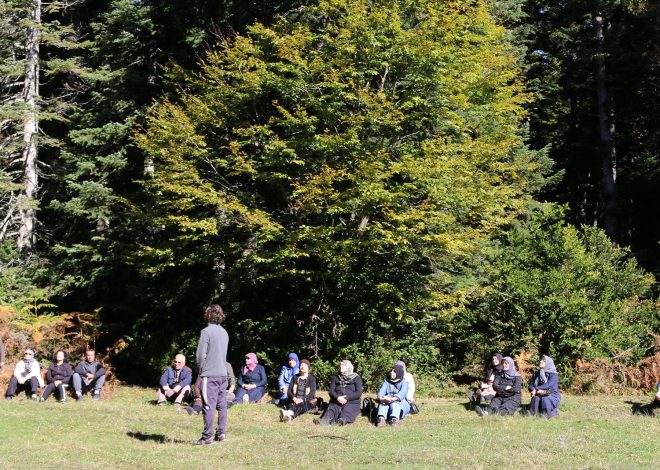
top-left (0, 388), bottom-right (657, 469)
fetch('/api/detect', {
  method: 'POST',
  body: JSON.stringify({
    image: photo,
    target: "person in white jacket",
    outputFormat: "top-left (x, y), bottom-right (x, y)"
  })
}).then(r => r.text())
top-left (396, 360), bottom-right (416, 403)
top-left (5, 349), bottom-right (44, 400)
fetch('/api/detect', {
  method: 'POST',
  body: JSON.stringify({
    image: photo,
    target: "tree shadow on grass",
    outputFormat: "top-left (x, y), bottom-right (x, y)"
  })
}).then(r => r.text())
top-left (126, 431), bottom-right (189, 444)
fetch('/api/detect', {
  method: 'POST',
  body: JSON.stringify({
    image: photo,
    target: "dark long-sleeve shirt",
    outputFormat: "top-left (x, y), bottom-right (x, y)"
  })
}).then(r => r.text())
top-left (328, 375), bottom-right (363, 404)
top-left (493, 374), bottom-right (522, 398)
top-left (46, 362), bottom-right (74, 384)
top-left (237, 365), bottom-right (267, 388)
top-left (159, 366), bottom-right (193, 388)
top-left (287, 374), bottom-right (317, 401)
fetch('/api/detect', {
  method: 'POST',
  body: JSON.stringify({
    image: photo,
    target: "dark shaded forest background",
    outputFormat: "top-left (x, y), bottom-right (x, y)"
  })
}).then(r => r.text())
top-left (1, 0), bottom-right (658, 392)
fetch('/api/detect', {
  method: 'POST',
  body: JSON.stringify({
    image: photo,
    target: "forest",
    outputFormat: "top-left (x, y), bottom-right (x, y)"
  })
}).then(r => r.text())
top-left (1, 0), bottom-right (658, 391)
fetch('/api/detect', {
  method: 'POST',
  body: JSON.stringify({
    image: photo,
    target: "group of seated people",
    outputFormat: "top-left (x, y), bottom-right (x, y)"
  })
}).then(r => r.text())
top-left (4, 348), bottom-right (106, 402)
top-left (467, 353), bottom-right (561, 418)
top-left (155, 351), bottom-right (418, 426)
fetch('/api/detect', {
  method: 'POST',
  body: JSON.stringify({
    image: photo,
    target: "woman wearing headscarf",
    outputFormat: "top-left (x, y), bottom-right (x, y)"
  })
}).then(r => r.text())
top-left (315, 360), bottom-right (363, 425)
top-left (279, 359), bottom-right (317, 422)
top-left (276, 352), bottom-right (299, 405)
top-left (5, 348), bottom-right (44, 400)
top-left (528, 355), bottom-right (561, 418)
top-left (396, 360), bottom-right (416, 404)
top-left (375, 364), bottom-right (410, 426)
top-left (40, 350), bottom-right (74, 402)
top-left (234, 352), bottom-right (267, 404)
top-left (467, 353), bottom-right (503, 407)
top-left (476, 356), bottom-right (521, 416)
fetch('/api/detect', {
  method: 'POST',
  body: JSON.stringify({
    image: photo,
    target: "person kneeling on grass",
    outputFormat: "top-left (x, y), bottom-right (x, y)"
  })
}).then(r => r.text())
top-left (72, 349), bottom-right (106, 401)
top-left (234, 353), bottom-right (267, 404)
top-left (187, 362), bottom-right (235, 415)
top-left (156, 354), bottom-right (192, 407)
top-left (476, 356), bottom-right (521, 417)
top-left (280, 359), bottom-right (316, 422)
top-left (315, 360), bottom-right (363, 426)
top-left (527, 355), bottom-right (561, 418)
top-left (276, 352), bottom-right (299, 406)
top-left (5, 349), bottom-right (44, 401)
top-left (41, 350), bottom-right (73, 403)
top-left (375, 364), bottom-right (410, 427)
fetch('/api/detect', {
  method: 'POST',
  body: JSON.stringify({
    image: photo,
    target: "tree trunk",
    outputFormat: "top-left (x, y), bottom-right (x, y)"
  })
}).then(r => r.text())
top-left (594, 13), bottom-right (618, 242)
top-left (17, 0), bottom-right (40, 251)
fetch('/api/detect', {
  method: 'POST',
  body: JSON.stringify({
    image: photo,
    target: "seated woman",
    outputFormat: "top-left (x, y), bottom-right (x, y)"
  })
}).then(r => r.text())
top-left (315, 360), bottom-right (363, 425)
top-left (279, 359), bottom-right (316, 422)
top-left (234, 353), bottom-right (267, 404)
top-left (396, 360), bottom-right (416, 406)
top-left (528, 355), bottom-right (561, 418)
top-left (467, 353), bottom-right (503, 407)
top-left (375, 364), bottom-right (410, 426)
top-left (5, 349), bottom-right (44, 400)
top-left (40, 350), bottom-right (74, 403)
top-left (476, 356), bottom-right (521, 416)
top-left (277, 353), bottom-right (299, 405)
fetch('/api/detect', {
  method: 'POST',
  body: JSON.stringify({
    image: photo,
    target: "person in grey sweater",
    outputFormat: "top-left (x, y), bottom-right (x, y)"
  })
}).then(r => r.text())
top-left (72, 349), bottom-right (106, 401)
top-left (194, 304), bottom-right (230, 445)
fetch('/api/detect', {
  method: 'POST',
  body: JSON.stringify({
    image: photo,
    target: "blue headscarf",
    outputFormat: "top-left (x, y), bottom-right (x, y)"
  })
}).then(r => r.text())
top-left (286, 352), bottom-right (300, 376)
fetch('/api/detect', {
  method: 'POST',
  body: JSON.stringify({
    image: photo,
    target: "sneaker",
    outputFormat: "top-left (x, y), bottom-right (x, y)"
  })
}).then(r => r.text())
top-left (475, 405), bottom-right (489, 417)
top-left (279, 408), bottom-right (287, 422)
top-left (194, 436), bottom-right (215, 446)
top-left (76, 394), bottom-right (83, 402)
top-left (93, 391), bottom-right (100, 401)
top-left (390, 418), bottom-right (399, 426)
top-left (376, 417), bottom-right (386, 427)
top-left (186, 405), bottom-right (199, 416)
top-left (214, 433), bottom-right (226, 442)
top-left (157, 401), bottom-right (165, 406)
top-left (59, 399), bottom-right (66, 403)
top-left (31, 394), bottom-right (38, 401)
top-left (280, 409), bottom-right (293, 422)
top-left (5, 396), bottom-right (13, 401)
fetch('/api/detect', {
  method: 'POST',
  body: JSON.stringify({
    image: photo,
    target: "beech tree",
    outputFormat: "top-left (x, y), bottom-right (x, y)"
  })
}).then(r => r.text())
top-left (137, 0), bottom-right (549, 357)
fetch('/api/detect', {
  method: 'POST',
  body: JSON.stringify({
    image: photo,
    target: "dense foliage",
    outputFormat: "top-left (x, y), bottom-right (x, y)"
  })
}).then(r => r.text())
top-left (0, 0), bottom-right (657, 387)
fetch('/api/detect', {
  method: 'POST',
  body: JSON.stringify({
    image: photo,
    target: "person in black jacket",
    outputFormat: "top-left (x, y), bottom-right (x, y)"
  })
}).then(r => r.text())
top-left (279, 359), bottom-right (317, 422)
top-left (40, 350), bottom-right (74, 403)
top-left (315, 360), bottom-right (363, 425)
top-left (476, 356), bottom-right (521, 416)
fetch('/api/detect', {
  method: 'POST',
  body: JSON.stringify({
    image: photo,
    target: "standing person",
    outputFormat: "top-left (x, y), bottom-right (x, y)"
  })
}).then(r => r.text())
top-left (72, 349), bottom-right (106, 401)
top-left (195, 304), bottom-right (230, 446)
top-left (279, 359), bottom-right (317, 422)
top-left (528, 355), bottom-right (561, 418)
top-left (5, 348), bottom-right (44, 400)
top-left (476, 356), bottom-right (521, 416)
top-left (187, 362), bottom-right (235, 416)
top-left (156, 354), bottom-right (192, 407)
top-left (315, 360), bottom-right (363, 425)
top-left (375, 364), bottom-right (410, 426)
top-left (234, 353), bottom-right (267, 404)
top-left (40, 350), bottom-right (74, 402)
top-left (276, 353), bottom-right (299, 405)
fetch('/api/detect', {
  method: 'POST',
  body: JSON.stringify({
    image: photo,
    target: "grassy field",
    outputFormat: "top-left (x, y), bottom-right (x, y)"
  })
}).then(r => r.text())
top-left (0, 387), bottom-right (657, 469)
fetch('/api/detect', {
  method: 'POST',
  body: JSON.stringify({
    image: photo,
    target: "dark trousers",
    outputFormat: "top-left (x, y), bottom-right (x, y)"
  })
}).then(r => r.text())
top-left (288, 398), bottom-right (315, 418)
top-left (6, 376), bottom-right (39, 397)
top-left (200, 376), bottom-right (228, 439)
top-left (41, 382), bottom-right (69, 401)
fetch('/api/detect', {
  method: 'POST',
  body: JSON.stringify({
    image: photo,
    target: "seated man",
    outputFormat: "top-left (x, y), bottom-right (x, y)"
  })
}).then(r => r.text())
top-left (157, 354), bottom-right (192, 406)
top-left (5, 349), bottom-right (44, 400)
top-left (72, 349), bottom-right (106, 401)
top-left (187, 362), bottom-right (235, 415)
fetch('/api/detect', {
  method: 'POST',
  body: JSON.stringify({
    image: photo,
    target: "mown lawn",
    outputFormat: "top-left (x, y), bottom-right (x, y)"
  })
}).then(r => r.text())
top-left (0, 387), bottom-right (657, 469)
